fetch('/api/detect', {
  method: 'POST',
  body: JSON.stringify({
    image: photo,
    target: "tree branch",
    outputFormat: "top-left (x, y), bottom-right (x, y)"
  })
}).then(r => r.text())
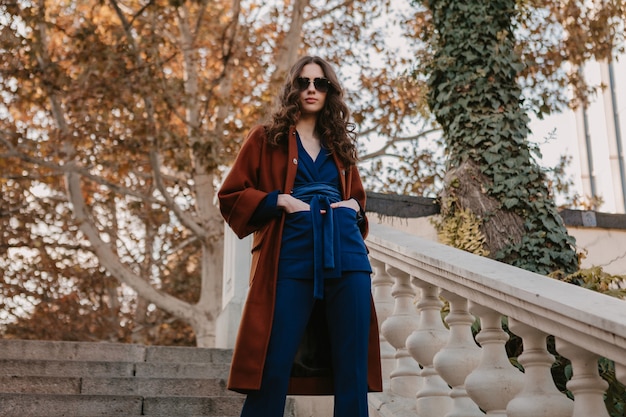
top-left (65, 167), bottom-right (197, 321)
top-left (110, 0), bottom-right (204, 239)
top-left (359, 127), bottom-right (440, 161)
top-left (149, 149), bottom-right (207, 239)
top-left (263, 0), bottom-right (310, 119)
top-left (307, 0), bottom-right (354, 21)
top-left (0, 144), bottom-right (165, 205)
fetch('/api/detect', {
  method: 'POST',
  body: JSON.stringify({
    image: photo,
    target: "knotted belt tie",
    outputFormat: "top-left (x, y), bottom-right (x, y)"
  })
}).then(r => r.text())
top-left (291, 183), bottom-right (342, 300)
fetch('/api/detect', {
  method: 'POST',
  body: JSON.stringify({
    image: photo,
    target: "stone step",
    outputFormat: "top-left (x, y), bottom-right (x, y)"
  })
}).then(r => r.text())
top-left (0, 358), bottom-right (136, 378)
top-left (142, 345), bottom-right (233, 365)
top-left (0, 393), bottom-right (295, 417)
top-left (0, 375), bottom-right (81, 394)
top-left (0, 339), bottom-right (233, 364)
top-left (128, 399), bottom-right (297, 417)
top-left (0, 340), bottom-right (297, 417)
top-left (143, 395), bottom-right (245, 416)
top-left (0, 393), bottom-right (144, 416)
top-left (134, 361), bottom-right (231, 379)
top-left (83, 377), bottom-right (239, 397)
top-left (0, 358), bottom-right (230, 379)
top-left (0, 340), bottom-right (146, 362)
top-left (0, 375), bottom-right (241, 397)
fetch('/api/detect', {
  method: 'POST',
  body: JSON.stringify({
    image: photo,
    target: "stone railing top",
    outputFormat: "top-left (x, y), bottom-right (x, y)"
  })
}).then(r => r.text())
top-left (366, 222), bottom-right (626, 365)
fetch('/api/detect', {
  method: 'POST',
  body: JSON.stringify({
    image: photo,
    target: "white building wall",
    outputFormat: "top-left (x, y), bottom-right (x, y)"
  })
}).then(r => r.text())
top-left (530, 56), bottom-right (626, 214)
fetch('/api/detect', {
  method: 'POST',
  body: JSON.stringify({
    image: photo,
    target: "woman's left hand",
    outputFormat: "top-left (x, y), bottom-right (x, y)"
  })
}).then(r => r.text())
top-left (330, 198), bottom-right (360, 212)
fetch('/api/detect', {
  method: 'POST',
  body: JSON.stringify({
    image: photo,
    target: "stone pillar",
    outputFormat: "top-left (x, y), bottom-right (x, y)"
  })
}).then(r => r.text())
top-left (215, 224), bottom-right (252, 349)
top-left (434, 291), bottom-right (483, 417)
top-left (506, 318), bottom-right (573, 417)
top-left (556, 339), bottom-right (610, 417)
top-left (406, 278), bottom-right (452, 417)
top-left (465, 304), bottom-right (523, 417)
top-left (380, 266), bottom-right (421, 397)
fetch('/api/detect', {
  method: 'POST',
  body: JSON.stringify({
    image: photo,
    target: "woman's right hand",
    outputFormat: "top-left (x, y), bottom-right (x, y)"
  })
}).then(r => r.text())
top-left (277, 194), bottom-right (310, 214)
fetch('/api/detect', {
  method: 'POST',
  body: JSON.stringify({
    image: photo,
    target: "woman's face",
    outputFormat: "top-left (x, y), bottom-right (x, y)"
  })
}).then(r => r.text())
top-left (297, 63), bottom-right (328, 116)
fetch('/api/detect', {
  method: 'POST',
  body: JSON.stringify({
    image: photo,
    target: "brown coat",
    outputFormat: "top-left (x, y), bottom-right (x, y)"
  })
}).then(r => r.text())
top-left (218, 125), bottom-right (382, 395)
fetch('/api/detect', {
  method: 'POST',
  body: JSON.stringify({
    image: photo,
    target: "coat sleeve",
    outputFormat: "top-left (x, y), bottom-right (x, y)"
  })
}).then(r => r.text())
top-left (218, 126), bottom-right (278, 239)
top-left (348, 163), bottom-right (370, 238)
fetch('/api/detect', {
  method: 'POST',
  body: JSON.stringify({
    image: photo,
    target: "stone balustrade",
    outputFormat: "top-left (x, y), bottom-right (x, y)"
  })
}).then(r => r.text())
top-left (366, 222), bottom-right (626, 417)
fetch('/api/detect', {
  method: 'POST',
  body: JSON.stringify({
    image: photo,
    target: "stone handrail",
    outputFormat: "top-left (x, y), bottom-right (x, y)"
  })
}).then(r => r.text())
top-left (366, 222), bottom-right (626, 417)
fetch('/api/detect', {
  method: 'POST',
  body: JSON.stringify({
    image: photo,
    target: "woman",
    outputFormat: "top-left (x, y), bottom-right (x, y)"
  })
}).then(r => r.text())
top-left (218, 55), bottom-right (382, 417)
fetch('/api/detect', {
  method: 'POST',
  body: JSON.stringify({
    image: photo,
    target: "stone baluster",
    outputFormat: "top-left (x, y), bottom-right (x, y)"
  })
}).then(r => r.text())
top-left (506, 318), bottom-right (573, 417)
top-left (555, 339), bottom-right (610, 417)
top-left (406, 277), bottom-right (452, 417)
top-left (465, 303), bottom-right (523, 417)
top-left (370, 258), bottom-right (397, 383)
top-left (380, 266), bottom-right (421, 397)
top-left (433, 291), bottom-right (483, 417)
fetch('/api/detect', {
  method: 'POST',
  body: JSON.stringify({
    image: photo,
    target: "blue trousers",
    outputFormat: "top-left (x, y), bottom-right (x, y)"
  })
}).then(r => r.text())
top-left (240, 272), bottom-right (371, 417)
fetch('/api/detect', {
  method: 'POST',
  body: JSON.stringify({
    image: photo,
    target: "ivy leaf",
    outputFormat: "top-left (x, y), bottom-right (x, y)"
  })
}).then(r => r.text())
top-left (502, 197), bottom-right (519, 209)
top-left (483, 151), bottom-right (502, 166)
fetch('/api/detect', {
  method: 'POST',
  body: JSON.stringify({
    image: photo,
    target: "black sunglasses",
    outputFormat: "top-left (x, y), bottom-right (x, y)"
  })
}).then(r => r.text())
top-left (296, 77), bottom-right (331, 93)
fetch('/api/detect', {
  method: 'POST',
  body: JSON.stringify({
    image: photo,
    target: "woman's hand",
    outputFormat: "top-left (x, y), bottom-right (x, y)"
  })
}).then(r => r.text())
top-left (277, 194), bottom-right (310, 214)
top-left (278, 195), bottom-right (360, 214)
top-left (330, 198), bottom-right (360, 212)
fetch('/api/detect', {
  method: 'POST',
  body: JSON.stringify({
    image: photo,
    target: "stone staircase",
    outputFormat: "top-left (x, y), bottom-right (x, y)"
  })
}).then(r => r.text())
top-left (0, 339), bottom-right (295, 417)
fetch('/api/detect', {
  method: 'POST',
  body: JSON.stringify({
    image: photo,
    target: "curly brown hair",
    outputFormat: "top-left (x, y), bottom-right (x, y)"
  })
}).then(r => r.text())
top-left (265, 56), bottom-right (358, 166)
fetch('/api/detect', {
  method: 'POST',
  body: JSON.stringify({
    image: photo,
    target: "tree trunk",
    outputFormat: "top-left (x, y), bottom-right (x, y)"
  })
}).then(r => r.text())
top-left (441, 160), bottom-right (525, 254)
top-left (425, 0), bottom-right (578, 275)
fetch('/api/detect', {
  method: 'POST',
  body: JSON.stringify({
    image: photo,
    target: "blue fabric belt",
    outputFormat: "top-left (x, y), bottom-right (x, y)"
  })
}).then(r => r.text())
top-left (291, 183), bottom-right (342, 299)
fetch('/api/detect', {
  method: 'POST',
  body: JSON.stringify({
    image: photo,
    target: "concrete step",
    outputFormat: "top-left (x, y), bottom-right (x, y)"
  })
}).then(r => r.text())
top-left (0, 358), bottom-right (230, 379)
top-left (143, 395), bottom-right (245, 416)
top-left (145, 345), bottom-right (233, 364)
top-left (0, 375), bottom-right (81, 394)
top-left (0, 339), bottom-right (233, 364)
top-left (0, 340), bottom-right (297, 417)
top-left (0, 375), bottom-right (241, 397)
top-left (0, 393), bottom-right (295, 417)
top-left (0, 339), bottom-right (146, 362)
top-left (0, 358), bottom-right (136, 378)
top-left (134, 361), bottom-right (231, 379)
top-left (0, 393), bottom-right (144, 416)
top-left (82, 377), bottom-right (239, 397)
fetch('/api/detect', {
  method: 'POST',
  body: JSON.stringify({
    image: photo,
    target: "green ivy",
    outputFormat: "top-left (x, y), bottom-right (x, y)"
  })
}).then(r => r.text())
top-left (418, 0), bottom-right (578, 275)
top-left (414, 1), bottom-right (624, 414)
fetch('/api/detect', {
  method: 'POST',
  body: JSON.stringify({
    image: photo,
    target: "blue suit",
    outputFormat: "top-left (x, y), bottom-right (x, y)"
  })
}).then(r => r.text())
top-left (240, 134), bottom-right (372, 417)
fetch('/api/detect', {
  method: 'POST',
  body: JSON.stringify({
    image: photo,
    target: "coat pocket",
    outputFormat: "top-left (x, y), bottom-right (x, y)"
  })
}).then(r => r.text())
top-left (334, 206), bottom-right (367, 253)
top-left (251, 226), bottom-right (269, 253)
